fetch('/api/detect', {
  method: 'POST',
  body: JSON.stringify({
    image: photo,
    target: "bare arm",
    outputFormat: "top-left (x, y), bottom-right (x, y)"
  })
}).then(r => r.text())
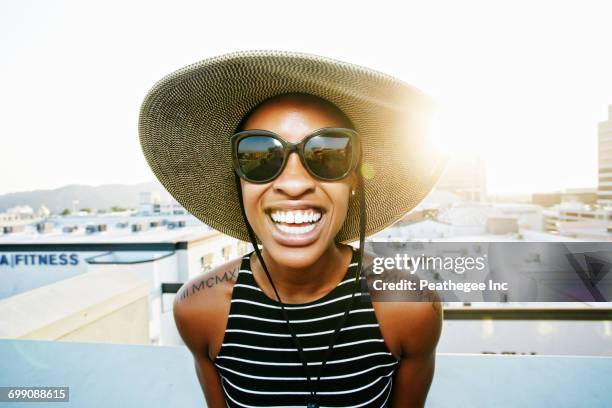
top-left (191, 346), bottom-right (226, 408)
top-left (390, 300), bottom-right (443, 407)
top-left (173, 261), bottom-right (241, 408)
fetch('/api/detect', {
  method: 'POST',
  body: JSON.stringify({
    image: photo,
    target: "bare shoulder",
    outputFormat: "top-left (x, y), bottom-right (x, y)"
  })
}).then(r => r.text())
top-left (360, 249), bottom-right (443, 359)
top-left (380, 300), bottom-right (442, 355)
top-left (174, 256), bottom-right (243, 308)
top-left (172, 255), bottom-right (244, 358)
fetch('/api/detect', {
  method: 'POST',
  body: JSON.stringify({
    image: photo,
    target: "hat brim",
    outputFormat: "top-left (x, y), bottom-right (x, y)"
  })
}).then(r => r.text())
top-left (139, 50), bottom-right (448, 243)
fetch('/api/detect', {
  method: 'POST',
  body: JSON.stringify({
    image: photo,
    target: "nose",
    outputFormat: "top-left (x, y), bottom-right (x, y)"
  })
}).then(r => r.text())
top-left (272, 152), bottom-right (316, 197)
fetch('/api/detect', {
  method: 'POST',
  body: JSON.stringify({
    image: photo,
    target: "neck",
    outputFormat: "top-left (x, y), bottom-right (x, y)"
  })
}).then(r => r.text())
top-left (252, 243), bottom-right (353, 304)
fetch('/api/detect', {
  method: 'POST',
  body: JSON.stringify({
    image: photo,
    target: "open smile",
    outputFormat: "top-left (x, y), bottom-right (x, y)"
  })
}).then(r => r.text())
top-left (265, 207), bottom-right (326, 246)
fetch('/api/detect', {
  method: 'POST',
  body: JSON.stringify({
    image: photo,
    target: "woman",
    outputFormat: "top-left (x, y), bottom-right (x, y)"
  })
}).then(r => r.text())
top-left (139, 51), bottom-right (446, 407)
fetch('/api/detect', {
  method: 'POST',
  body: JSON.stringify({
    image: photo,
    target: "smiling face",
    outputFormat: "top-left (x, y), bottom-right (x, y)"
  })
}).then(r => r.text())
top-left (239, 93), bottom-right (356, 269)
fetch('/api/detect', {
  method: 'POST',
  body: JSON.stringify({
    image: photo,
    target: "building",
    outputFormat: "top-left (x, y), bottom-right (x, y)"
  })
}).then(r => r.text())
top-left (0, 205), bottom-right (49, 230)
top-left (556, 220), bottom-right (612, 241)
top-left (563, 188), bottom-right (598, 205)
top-left (485, 216), bottom-right (518, 234)
top-left (490, 203), bottom-right (543, 231)
top-left (368, 201), bottom-right (547, 241)
top-left (533, 188), bottom-right (598, 209)
top-left (0, 212), bottom-right (250, 345)
top-left (369, 218), bottom-right (453, 241)
top-left (542, 202), bottom-right (612, 233)
top-left (138, 191), bottom-right (161, 215)
top-left (532, 192), bottom-right (562, 208)
top-left (138, 191), bottom-right (188, 216)
top-left (537, 106), bottom-right (612, 234)
top-left (598, 105), bottom-right (612, 205)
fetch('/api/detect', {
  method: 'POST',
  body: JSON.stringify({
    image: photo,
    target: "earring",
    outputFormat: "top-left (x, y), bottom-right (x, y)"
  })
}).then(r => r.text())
top-left (351, 189), bottom-right (355, 196)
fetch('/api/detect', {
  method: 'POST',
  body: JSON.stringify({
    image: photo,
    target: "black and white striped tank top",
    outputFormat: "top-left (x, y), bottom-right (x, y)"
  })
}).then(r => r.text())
top-left (214, 247), bottom-right (400, 407)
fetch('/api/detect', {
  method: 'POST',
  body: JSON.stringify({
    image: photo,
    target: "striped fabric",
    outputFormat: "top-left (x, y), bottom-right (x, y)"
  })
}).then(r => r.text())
top-left (214, 248), bottom-right (400, 407)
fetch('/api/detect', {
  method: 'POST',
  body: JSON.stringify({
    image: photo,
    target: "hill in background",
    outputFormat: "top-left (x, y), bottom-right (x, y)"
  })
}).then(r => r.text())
top-left (0, 181), bottom-right (173, 214)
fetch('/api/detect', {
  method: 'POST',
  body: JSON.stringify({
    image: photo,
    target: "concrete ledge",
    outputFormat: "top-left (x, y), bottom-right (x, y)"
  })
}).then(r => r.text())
top-left (0, 269), bottom-right (149, 343)
top-left (0, 339), bottom-right (610, 407)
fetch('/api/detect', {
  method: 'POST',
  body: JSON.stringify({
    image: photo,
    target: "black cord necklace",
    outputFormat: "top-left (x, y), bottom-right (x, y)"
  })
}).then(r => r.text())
top-left (234, 171), bottom-right (366, 408)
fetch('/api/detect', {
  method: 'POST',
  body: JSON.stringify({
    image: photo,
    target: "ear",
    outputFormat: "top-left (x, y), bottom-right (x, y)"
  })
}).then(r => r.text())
top-left (347, 169), bottom-right (358, 196)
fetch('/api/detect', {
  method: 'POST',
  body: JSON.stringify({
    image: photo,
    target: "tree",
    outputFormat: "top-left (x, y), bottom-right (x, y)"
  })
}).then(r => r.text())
top-left (60, 209), bottom-right (70, 216)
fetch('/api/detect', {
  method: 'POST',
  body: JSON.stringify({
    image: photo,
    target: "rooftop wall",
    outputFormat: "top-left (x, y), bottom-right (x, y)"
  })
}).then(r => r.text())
top-left (1, 339), bottom-right (610, 407)
top-left (0, 269), bottom-right (149, 344)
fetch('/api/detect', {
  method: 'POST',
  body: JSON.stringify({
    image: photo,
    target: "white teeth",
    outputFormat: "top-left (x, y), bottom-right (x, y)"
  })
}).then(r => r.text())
top-left (269, 209), bottom-right (323, 228)
top-left (277, 223), bottom-right (317, 235)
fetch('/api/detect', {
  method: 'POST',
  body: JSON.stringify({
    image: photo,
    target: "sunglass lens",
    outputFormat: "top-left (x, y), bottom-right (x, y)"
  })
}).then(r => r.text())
top-left (237, 136), bottom-right (284, 182)
top-left (304, 135), bottom-right (353, 180)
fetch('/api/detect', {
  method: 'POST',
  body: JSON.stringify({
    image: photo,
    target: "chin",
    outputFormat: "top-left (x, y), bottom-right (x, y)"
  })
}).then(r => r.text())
top-left (264, 240), bottom-right (328, 269)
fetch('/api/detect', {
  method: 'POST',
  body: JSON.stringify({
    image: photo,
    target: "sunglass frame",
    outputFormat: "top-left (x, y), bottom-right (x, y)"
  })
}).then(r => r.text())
top-left (230, 127), bottom-right (360, 184)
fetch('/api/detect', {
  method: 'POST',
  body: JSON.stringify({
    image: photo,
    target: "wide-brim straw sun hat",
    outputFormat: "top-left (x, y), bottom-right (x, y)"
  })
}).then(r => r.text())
top-left (139, 50), bottom-right (448, 243)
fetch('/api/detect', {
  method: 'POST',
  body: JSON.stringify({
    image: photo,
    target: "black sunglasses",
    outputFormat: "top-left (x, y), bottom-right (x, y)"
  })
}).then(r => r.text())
top-left (230, 127), bottom-right (360, 183)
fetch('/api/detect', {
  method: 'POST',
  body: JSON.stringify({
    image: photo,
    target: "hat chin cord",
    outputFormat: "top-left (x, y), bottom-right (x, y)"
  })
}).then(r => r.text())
top-left (233, 167), bottom-right (366, 408)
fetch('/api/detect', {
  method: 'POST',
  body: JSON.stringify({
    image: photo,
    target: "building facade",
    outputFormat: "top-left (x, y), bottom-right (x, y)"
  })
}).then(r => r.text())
top-left (598, 105), bottom-right (612, 205)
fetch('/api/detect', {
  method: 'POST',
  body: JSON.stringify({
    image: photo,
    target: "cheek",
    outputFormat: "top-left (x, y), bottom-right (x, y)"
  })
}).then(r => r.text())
top-left (329, 184), bottom-right (352, 223)
top-left (241, 184), bottom-right (267, 225)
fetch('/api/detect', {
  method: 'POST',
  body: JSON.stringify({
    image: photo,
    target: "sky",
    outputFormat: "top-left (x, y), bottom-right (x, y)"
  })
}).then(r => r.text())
top-left (1, 0), bottom-right (611, 196)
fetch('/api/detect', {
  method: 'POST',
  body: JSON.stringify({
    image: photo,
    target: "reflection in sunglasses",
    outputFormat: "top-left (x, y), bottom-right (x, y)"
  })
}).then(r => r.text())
top-left (232, 129), bottom-right (358, 183)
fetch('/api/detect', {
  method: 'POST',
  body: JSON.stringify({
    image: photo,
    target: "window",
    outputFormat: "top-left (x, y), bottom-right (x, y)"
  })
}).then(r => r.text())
top-left (221, 245), bottom-right (232, 261)
top-left (200, 253), bottom-right (214, 274)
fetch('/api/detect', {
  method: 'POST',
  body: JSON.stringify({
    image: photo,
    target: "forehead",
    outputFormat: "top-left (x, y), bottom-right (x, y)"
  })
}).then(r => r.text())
top-left (241, 94), bottom-right (352, 142)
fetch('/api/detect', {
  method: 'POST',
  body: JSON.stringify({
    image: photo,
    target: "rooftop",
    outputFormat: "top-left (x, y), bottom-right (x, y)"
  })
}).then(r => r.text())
top-left (0, 214), bottom-right (217, 246)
